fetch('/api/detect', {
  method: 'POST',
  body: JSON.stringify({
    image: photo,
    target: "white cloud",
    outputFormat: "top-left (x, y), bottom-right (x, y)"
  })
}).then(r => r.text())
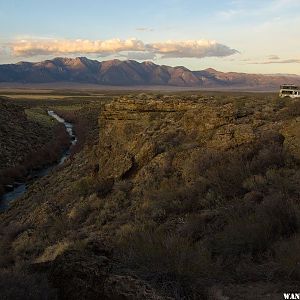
top-left (147, 40), bottom-right (238, 58)
top-left (125, 51), bottom-right (156, 60)
top-left (11, 38), bottom-right (145, 56)
top-left (215, 0), bottom-right (300, 22)
top-left (8, 38), bottom-right (238, 60)
top-left (267, 55), bottom-right (280, 60)
top-left (136, 27), bottom-right (154, 32)
top-left (250, 58), bottom-right (300, 64)
top-left (272, 0), bottom-right (300, 9)
top-left (217, 9), bottom-right (243, 20)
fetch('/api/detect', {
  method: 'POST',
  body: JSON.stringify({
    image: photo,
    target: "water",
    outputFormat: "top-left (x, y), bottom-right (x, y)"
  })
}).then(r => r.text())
top-left (0, 111), bottom-right (77, 211)
top-left (48, 111), bottom-right (78, 165)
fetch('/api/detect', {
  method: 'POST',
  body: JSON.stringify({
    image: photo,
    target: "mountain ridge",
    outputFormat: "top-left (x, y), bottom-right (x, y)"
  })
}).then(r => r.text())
top-left (0, 57), bottom-right (299, 89)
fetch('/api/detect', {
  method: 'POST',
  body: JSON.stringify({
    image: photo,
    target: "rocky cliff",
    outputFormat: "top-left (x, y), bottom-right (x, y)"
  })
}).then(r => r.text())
top-left (94, 96), bottom-right (300, 298)
top-left (98, 96), bottom-right (286, 182)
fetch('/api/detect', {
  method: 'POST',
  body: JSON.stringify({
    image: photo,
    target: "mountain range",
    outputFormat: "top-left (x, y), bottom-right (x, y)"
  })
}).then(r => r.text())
top-left (0, 57), bottom-right (299, 89)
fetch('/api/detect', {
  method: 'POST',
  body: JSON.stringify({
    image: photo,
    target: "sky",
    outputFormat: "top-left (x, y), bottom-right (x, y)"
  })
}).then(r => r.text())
top-left (0, 0), bottom-right (300, 74)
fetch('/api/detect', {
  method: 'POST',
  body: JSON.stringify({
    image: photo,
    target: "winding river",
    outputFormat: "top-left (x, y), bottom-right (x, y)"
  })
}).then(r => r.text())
top-left (0, 110), bottom-right (77, 211)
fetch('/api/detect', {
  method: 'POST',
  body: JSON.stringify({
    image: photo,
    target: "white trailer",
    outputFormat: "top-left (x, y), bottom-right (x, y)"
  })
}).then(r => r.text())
top-left (279, 84), bottom-right (300, 98)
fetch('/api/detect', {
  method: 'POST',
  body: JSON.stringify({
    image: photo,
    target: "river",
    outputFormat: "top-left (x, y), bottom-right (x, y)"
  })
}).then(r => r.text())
top-left (0, 110), bottom-right (77, 211)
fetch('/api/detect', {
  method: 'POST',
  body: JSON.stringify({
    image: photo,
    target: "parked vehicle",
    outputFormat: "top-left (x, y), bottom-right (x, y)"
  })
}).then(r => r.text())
top-left (279, 84), bottom-right (300, 98)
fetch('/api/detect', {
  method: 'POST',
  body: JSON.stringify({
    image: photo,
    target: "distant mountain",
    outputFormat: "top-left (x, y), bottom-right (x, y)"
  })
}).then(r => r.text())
top-left (0, 57), bottom-right (299, 89)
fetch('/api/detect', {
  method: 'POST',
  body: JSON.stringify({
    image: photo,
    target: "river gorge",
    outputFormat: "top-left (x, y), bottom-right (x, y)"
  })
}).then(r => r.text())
top-left (0, 110), bottom-right (77, 211)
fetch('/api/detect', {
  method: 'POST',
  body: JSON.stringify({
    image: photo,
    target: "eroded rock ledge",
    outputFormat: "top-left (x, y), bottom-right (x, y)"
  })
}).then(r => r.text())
top-left (98, 97), bottom-right (284, 181)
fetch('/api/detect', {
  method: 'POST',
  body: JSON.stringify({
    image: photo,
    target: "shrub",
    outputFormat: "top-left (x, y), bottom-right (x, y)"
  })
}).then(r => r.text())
top-left (210, 195), bottom-right (299, 261)
top-left (118, 229), bottom-right (216, 299)
top-left (68, 202), bottom-right (92, 223)
top-left (72, 177), bottom-right (95, 197)
top-left (285, 101), bottom-right (300, 117)
top-left (140, 183), bottom-right (203, 222)
top-left (95, 178), bottom-right (115, 197)
top-left (0, 268), bottom-right (57, 300)
top-left (0, 223), bottom-right (30, 267)
top-left (191, 148), bottom-right (249, 199)
top-left (274, 234), bottom-right (300, 280)
top-left (258, 195), bottom-right (299, 238)
top-left (11, 230), bottom-right (46, 261)
top-left (36, 241), bottom-right (70, 263)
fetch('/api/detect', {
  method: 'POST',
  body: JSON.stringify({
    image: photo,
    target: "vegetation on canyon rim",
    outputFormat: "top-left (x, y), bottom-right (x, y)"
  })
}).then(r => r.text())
top-left (0, 91), bottom-right (300, 299)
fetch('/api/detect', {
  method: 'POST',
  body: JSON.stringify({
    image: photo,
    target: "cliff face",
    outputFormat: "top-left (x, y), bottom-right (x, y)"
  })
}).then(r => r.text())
top-left (98, 99), bottom-right (196, 180)
top-left (98, 97), bottom-right (275, 184)
top-left (96, 97), bottom-right (300, 240)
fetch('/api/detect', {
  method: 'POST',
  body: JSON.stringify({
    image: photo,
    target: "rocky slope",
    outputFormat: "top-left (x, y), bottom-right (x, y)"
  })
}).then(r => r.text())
top-left (1, 57), bottom-right (299, 89)
top-left (0, 99), bottom-right (51, 170)
top-left (0, 98), bottom-right (70, 196)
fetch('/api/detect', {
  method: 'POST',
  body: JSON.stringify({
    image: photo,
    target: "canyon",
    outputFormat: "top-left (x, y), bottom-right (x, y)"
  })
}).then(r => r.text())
top-left (0, 92), bottom-right (300, 299)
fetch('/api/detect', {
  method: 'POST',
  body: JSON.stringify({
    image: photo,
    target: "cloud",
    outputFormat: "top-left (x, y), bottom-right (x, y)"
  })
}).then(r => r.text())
top-left (11, 38), bottom-right (145, 56)
top-left (215, 0), bottom-right (300, 22)
top-left (217, 9), bottom-right (243, 20)
top-left (272, 0), bottom-right (300, 9)
top-left (125, 51), bottom-right (156, 60)
top-left (147, 40), bottom-right (239, 58)
top-left (8, 38), bottom-right (238, 60)
top-left (250, 58), bottom-right (300, 64)
top-left (267, 55), bottom-right (280, 60)
top-left (136, 27), bottom-right (154, 32)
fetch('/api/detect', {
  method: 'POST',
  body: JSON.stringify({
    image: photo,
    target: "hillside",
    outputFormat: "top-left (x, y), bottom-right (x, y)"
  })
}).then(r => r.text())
top-left (0, 57), bottom-right (300, 89)
top-left (0, 93), bottom-right (300, 299)
top-left (0, 98), bottom-right (70, 196)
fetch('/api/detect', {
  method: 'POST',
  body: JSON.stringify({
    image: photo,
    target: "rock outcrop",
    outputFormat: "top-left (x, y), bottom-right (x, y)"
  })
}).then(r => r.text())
top-left (32, 244), bottom-right (170, 300)
top-left (98, 97), bottom-right (278, 182)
